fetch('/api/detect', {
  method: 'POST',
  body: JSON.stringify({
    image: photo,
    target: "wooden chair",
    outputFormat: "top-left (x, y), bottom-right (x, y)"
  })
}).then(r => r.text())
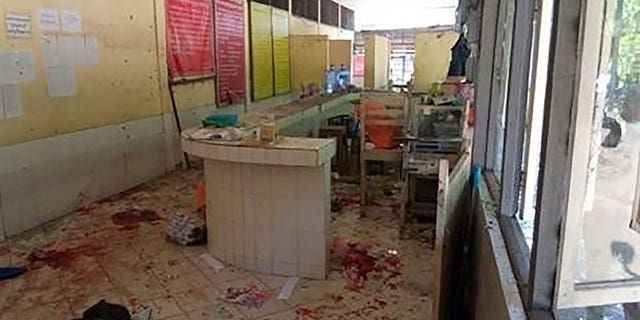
top-left (359, 93), bottom-right (408, 215)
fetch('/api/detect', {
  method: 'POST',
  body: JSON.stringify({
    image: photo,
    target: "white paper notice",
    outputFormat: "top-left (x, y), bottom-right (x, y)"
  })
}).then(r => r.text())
top-left (2, 85), bottom-right (23, 119)
top-left (38, 8), bottom-right (60, 32)
top-left (57, 36), bottom-right (84, 66)
top-left (0, 87), bottom-right (5, 121)
top-left (47, 67), bottom-right (76, 97)
top-left (42, 36), bottom-right (59, 67)
top-left (60, 10), bottom-right (82, 33)
top-left (0, 51), bottom-right (36, 85)
top-left (81, 36), bottom-right (99, 67)
top-left (5, 12), bottom-right (31, 38)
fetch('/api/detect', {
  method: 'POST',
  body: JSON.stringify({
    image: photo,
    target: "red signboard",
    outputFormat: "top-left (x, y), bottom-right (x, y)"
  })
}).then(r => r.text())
top-left (166, 0), bottom-right (215, 80)
top-left (353, 54), bottom-right (365, 77)
top-left (215, 0), bottom-right (246, 105)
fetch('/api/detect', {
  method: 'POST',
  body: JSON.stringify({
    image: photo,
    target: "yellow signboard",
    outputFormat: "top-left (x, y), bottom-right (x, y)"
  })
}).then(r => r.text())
top-left (272, 8), bottom-right (290, 95)
top-left (250, 2), bottom-right (274, 100)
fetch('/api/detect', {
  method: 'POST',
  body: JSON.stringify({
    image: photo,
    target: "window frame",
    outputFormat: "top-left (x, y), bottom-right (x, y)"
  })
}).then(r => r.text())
top-left (474, 0), bottom-right (640, 314)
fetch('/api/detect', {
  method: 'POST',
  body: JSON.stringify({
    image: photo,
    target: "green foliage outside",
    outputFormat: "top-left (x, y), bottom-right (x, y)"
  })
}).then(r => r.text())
top-left (617, 0), bottom-right (640, 84)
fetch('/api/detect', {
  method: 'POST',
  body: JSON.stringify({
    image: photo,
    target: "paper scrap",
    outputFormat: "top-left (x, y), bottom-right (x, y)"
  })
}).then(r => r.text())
top-left (1, 85), bottom-right (23, 119)
top-left (199, 253), bottom-right (225, 272)
top-left (5, 12), bottom-right (31, 38)
top-left (277, 277), bottom-right (299, 300)
top-left (38, 8), bottom-right (60, 32)
top-left (60, 10), bottom-right (82, 33)
top-left (81, 36), bottom-right (99, 66)
top-left (46, 67), bottom-right (76, 97)
top-left (0, 51), bottom-right (36, 85)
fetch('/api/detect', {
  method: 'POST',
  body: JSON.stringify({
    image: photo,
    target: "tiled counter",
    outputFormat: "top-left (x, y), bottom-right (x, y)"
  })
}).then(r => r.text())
top-left (182, 136), bottom-right (336, 279)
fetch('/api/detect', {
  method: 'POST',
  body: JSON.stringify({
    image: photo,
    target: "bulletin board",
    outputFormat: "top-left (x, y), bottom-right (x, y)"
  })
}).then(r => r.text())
top-left (272, 8), bottom-right (290, 95)
top-left (215, 0), bottom-right (246, 105)
top-left (250, 2), bottom-right (274, 100)
top-left (166, 0), bottom-right (215, 81)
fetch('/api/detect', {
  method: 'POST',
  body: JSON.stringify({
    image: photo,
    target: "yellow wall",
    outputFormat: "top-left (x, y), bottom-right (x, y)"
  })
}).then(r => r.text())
top-left (272, 8), bottom-right (290, 95)
top-left (0, 0), bottom-right (355, 146)
top-left (364, 35), bottom-right (390, 90)
top-left (289, 16), bottom-right (319, 35)
top-left (250, 2), bottom-right (275, 100)
top-left (414, 31), bottom-right (458, 90)
top-left (0, 0), bottom-right (215, 147)
top-left (290, 35), bottom-right (329, 91)
top-left (329, 40), bottom-right (352, 69)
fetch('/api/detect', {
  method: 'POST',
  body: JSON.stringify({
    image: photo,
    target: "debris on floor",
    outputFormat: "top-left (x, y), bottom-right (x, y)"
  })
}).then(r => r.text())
top-left (0, 169), bottom-right (434, 319)
top-left (111, 208), bottom-right (161, 230)
top-left (295, 305), bottom-right (324, 319)
top-left (219, 283), bottom-right (272, 308)
top-left (200, 253), bottom-right (225, 272)
top-left (277, 277), bottom-right (299, 300)
top-left (165, 214), bottom-right (206, 245)
top-left (331, 238), bottom-right (404, 291)
top-left (28, 243), bottom-right (103, 269)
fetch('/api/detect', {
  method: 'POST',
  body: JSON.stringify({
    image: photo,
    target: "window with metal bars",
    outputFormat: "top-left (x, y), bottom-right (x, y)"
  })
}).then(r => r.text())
top-left (320, 0), bottom-right (339, 27)
top-left (341, 6), bottom-right (355, 30)
top-left (293, 0), bottom-right (319, 21)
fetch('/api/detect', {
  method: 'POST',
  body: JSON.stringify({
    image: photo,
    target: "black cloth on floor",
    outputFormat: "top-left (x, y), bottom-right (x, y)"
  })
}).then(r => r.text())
top-left (0, 267), bottom-right (26, 281)
top-left (80, 300), bottom-right (132, 320)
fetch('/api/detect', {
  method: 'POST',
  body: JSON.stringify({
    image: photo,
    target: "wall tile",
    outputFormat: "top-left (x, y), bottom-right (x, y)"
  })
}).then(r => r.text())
top-left (253, 165), bottom-right (271, 195)
top-left (272, 229), bottom-right (297, 264)
top-left (298, 232), bottom-right (326, 266)
top-left (273, 261), bottom-right (298, 277)
top-left (272, 196), bottom-right (297, 230)
top-left (298, 264), bottom-right (326, 280)
top-left (255, 259), bottom-right (272, 274)
top-left (297, 197), bottom-right (325, 232)
top-left (270, 166), bottom-right (296, 197)
top-left (255, 227), bottom-right (273, 261)
top-left (253, 195), bottom-right (272, 228)
top-left (242, 194), bottom-right (256, 225)
top-left (243, 223), bottom-right (256, 260)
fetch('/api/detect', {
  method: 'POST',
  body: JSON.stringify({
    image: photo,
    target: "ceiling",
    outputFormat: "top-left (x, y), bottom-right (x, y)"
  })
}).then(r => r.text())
top-left (337, 0), bottom-right (458, 11)
top-left (334, 0), bottom-right (458, 31)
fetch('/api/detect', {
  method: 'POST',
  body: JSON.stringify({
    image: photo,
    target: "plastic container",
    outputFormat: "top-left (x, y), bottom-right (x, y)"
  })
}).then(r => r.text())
top-left (202, 114), bottom-right (239, 128)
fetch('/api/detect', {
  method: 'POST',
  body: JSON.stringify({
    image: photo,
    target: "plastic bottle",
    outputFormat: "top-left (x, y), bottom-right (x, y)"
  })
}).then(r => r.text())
top-left (326, 65), bottom-right (337, 94)
top-left (337, 65), bottom-right (350, 91)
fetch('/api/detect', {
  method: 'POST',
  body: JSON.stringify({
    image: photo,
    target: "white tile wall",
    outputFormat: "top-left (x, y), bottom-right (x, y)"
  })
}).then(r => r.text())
top-left (205, 160), bottom-right (331, 279)
top-left (0, 105), bottom-right (218, 240)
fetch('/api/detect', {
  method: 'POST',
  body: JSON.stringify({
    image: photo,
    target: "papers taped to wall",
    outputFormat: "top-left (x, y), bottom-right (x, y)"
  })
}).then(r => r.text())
top-left (42, 35), bottom-right (99, 67)
top-left (5, 12), bottom-right (31, 38)
top-left (46, 66), bottom-right (76, 97)
top-left (0, 51), bottom-right (36, 85)
top-left (60, 10), bottom-right (82, 33)
top-left (0, 85), bottom-right (24, 120)
top-left (38, 8), bottom-right (59, 32)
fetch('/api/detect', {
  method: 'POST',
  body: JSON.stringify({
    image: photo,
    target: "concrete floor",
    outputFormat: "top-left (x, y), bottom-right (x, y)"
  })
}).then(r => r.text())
top-left (580, 122), bottom-right (640, 283)
top-left (0, 169), bottom-right (434, 319)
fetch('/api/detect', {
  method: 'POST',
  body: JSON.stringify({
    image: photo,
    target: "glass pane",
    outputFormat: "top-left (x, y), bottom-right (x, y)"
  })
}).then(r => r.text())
top-left (518, 0), bottom-right (554, 248)
top-left (576, 0), bottom-right (640, 285)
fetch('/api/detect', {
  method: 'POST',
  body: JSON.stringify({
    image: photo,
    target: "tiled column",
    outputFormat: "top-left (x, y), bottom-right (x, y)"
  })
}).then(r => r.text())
top-left (204, 159), bottom-right (331, 280)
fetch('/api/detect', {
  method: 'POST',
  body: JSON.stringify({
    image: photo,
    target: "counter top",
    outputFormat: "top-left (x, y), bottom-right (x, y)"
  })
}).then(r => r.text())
top-left (182, 133), bottom-right (336, 167)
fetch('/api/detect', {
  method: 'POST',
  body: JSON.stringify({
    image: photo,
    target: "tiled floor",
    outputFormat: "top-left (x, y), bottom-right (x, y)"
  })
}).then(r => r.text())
top-left (0, 169), bottom-right (435, 320)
